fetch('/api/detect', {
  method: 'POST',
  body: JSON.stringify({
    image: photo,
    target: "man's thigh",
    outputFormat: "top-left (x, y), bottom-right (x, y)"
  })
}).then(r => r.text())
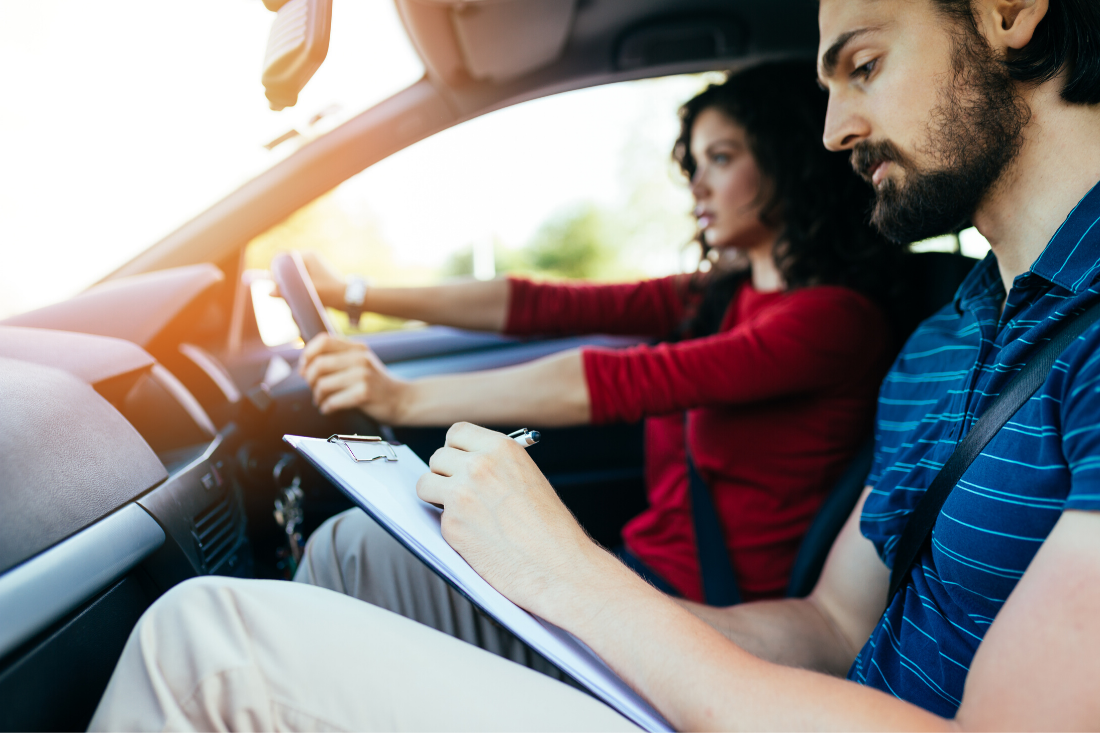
top-left (296, 508), bottom-right (562, 674)
top-left (91, 577), bottom-right (638, 732)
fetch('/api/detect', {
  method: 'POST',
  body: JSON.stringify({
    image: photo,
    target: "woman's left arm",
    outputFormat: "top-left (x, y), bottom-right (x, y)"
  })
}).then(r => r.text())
top-left (399, 348), bottom-right (591, 426)
top-left (301, 335), bottom-right (591, 426)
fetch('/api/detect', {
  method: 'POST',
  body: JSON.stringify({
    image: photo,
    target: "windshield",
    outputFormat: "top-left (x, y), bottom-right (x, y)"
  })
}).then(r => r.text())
top-left (243, 74), bottom-right (711, 341)
top-left (0, 0), bottom-right (424, 319)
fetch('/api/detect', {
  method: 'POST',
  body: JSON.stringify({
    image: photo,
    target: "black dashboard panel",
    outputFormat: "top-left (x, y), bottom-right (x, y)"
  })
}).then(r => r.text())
top-left (138, 434), bottom-right (252, 588)
top-left (0, 327), bottom-right (253, 733)
top-left (0, 324), bottom-right (253, 586)
top-left (0, 575), bottom-right (158, 732)
top-left (118, 365), bottom-right (216, 453)
top-left (0, 358), bottom-right (168, 574)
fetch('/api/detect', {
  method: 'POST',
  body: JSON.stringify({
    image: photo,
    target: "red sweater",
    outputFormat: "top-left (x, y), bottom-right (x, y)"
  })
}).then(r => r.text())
top-left (505, 274), bottom-right (891, 601)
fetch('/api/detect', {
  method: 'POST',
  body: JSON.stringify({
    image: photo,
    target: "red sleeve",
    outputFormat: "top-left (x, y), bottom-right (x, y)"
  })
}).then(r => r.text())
top-left (582, 286), bottom-right (890, 424)
top-left (503, 275), bottom-right (689, 338)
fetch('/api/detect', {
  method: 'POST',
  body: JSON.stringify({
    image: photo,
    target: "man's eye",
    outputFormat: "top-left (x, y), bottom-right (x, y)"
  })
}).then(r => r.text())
top-left (852, 58), bottom-right (878, 81)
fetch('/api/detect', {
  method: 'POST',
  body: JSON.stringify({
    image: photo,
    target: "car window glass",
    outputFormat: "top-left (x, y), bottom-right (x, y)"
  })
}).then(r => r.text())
top-left (0, 0), bottom-right (423, 320)
top-left (246, 74), bottom-right (715, 340)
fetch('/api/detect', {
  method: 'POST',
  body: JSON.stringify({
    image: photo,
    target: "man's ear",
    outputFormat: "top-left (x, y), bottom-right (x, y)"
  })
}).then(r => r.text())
top-left (976, 0), bottom-right (1049, 52)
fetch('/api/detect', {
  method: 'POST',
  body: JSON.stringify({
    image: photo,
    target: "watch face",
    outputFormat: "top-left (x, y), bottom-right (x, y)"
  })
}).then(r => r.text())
top-left (345, 276), bottom-right (368, 307)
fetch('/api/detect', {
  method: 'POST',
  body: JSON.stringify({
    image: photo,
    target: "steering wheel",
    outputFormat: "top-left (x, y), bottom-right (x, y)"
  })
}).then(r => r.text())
top-left (270, 251), bottom-right (339, 343)
top-left (270, 251), bottom-right (386, 436)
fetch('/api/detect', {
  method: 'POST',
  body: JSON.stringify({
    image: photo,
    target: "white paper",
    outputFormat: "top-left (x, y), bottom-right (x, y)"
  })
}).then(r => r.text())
top-left (285, 435), bottom-right (672, 732)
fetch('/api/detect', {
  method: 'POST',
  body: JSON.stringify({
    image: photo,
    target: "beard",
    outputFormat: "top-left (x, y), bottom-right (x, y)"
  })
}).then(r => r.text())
top-left (853, 25), bottom-right (1030, 243)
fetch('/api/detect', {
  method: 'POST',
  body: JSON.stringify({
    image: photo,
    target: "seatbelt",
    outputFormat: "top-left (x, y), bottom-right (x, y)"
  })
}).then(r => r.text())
top-left (886, 300), bottom-right (1100, 609)
top-left (686, 420), bottom-right (741, 606)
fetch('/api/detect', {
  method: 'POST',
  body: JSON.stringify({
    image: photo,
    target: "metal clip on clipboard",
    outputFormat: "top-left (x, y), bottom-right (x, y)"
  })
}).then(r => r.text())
top-left (327, 434), bottom-right (398, 463)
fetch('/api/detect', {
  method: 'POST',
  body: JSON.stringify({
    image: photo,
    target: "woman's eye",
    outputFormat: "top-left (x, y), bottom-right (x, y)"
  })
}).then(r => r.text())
top-left (851, 58), bottom-right (878, 81)
top-left (711, 152), bottom-right (731, 165)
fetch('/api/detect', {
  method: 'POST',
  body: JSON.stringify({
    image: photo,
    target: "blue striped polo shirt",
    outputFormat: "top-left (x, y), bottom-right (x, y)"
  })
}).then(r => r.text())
top-left (849, 180), bottom-right (1100, 716)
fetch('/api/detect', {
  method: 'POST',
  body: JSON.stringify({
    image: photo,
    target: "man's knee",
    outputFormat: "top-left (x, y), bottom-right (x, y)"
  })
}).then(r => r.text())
top-left (94, 577), bottom-right (265, 727)
top-left (134, 577), bottom-right (259, 662)
top-left (134, 577), bottom-right (358, 676)
top-left (95, 578), bottom-right (357, 731)
top-left (296, 508), bottom-right (413, 593)
top-left (304, 508), bottom-right (377, 560)
top-left (137, 576), bottom-right (229, 640)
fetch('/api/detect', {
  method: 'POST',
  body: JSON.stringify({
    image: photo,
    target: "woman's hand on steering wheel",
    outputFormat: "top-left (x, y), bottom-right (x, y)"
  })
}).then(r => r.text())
top-left (299, 335), bottom-right (408, 423)
top-left (294, 251), bottom-right (348, 311)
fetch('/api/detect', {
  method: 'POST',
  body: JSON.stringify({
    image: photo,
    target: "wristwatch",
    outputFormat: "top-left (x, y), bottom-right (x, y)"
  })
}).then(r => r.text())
top-left (344, 275), bottom-right (369, 328)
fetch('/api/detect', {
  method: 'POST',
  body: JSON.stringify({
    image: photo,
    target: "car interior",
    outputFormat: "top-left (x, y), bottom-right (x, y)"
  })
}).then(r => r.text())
top-left (0, 1), bottom-right (979, 730)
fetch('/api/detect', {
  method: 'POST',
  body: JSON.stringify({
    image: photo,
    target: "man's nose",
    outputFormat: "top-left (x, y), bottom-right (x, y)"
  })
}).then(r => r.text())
top-left (823, 91), bottom-right (871, 152)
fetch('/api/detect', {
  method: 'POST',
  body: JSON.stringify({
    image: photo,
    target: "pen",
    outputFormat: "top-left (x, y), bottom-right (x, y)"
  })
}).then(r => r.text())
top-left (508, 428), bottom-right (541, 448)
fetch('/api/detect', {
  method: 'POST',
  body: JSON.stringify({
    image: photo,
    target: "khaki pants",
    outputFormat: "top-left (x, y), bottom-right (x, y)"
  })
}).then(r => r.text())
top-left (89, 509), bottom-right (638, 731)
top-left (294, 509), bottom-right (565, 676)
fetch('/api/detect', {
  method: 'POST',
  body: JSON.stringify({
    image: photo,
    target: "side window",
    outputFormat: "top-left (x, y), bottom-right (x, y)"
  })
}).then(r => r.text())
top-left (245, 75), bottom-right (713, 343)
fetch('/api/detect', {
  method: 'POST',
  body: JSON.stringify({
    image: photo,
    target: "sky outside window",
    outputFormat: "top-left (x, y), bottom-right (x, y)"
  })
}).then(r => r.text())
top-left (0, 0), bottom-right (423, 318)
top-left (0, 1), bottom-right (987, 321)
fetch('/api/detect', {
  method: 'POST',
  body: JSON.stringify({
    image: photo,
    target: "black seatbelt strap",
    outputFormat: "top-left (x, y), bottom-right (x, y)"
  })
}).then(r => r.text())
top-left (686, 418), bottom-right (741, 606)
top-left (886, 300), bottom-right (1100, 608)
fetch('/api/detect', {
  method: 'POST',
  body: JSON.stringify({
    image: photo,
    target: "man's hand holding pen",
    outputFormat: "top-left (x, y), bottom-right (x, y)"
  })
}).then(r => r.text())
top-left (417, 422), bottom-right (609, 620)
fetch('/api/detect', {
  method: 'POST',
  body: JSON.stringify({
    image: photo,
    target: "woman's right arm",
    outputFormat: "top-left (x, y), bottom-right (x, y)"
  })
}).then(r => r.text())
top-left (298, 251), bottom-right (689, 336)
top-left (300, 252), bottom-right (511, 332)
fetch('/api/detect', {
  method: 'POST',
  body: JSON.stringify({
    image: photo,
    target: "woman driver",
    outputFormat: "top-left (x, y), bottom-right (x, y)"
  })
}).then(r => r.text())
top-left (294, 60), bottom-right (898, 603)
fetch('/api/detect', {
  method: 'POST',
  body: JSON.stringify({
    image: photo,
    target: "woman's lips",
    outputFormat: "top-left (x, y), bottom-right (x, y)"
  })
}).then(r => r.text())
top-left (694, 207), bottom-right (714, 229)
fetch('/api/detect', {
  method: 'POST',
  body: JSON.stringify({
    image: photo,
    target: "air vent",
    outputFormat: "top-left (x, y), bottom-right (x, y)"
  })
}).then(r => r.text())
top-left (190, 488), bottom-right (247, 575)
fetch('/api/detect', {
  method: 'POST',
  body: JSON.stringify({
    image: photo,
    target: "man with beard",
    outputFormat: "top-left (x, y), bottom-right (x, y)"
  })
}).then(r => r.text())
top-left (92, 0), bottom-right (1100, 730)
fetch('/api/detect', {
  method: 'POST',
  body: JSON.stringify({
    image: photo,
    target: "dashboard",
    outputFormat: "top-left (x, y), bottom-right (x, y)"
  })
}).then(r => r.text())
top-left (0, 324), bottom-right (253, 648)
top-left (0, 270), bottom-right (258, 730)
top-left (0, 261), bottom-right (648, 730)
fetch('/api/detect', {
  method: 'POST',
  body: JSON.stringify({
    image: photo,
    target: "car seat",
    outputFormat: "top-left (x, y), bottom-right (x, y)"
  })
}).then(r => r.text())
top-left (785, 250), bottom-right (979, 598)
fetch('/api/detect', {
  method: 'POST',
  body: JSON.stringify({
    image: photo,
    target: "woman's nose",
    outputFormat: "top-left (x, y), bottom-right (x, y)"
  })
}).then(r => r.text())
top-left (690, 167), bottom-right (709, 200)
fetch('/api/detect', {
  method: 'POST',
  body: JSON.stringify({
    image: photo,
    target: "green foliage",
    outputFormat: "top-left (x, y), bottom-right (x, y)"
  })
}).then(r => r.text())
top-left (522, 203), bottom-right (615, 279)
top-left (441, 237), bottom-right (522, 279)
top-left (444, 203), bottom-right (632, 281)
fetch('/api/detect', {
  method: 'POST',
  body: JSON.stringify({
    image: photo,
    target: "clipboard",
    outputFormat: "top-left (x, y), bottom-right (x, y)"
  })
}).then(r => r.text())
top-left (328, 434), bottom-right (398, 463)
top-left (284, 434), bottom-right (672, 732)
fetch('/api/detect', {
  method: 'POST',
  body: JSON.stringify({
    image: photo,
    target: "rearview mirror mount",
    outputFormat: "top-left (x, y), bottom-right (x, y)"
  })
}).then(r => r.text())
top-left (261, 0), bottom-right (333, 111)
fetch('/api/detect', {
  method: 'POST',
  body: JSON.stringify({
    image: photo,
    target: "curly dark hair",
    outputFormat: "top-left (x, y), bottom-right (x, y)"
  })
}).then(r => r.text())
top-left (671, 59), bottom-right (903, 334)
